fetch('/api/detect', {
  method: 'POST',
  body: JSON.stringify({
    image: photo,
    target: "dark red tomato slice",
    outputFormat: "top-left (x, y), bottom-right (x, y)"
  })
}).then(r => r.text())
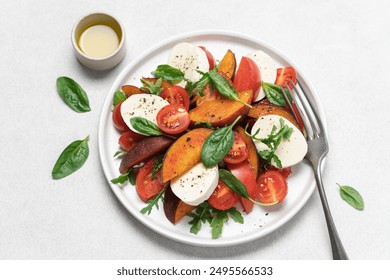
top-left (160, 86), bottom-right (190, 111)
top-left (256, 171), bottom-right (288, 204)
top-left (156, 104), bottom-right (190, 134)
top-left (275, 67), bottom-right (297, 89)
top-left (199, 46), bottom-right (215, 70)
top-left (224, 131), bottom-right (249, 164)
top-left (227, 162), bottom-right (257, 213)
top-left (135, 157), bottom-right (165, 202)
top-left (118, 130), bottom-right (145, 151)
top-left (233, 56), bottom-right (261, 101)
top-left (208, 179), bottom-right (239, 210)
top-left (266, 165), bottom-right (292, 178)
top-left (112, 101), bottom-right (129, 132)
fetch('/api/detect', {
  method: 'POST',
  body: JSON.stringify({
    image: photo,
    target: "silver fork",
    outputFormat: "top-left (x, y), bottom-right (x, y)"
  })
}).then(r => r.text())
top-left (281, 80), bottom-right (348, 260)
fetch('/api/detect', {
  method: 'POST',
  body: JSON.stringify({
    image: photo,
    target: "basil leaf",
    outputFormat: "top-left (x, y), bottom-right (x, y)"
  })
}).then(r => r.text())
top-left (262, 82), bottom-right (289, 106)
top-left (52, 136), bottom-right (89, 179)
top-left (130, 117), bottom-right (163, 136)
top-left (337, 183), bottom-right (364, 210)
top-left (218, 169), bottom-right (250, 199)
top-left (113, 90), bottom-right (127, 107)
top-left (151, 64), bottom-right (185, 82)
top-left (201, 117), bottom-right (240, 168)
top-left (56, 76), bottom-right (91, 112)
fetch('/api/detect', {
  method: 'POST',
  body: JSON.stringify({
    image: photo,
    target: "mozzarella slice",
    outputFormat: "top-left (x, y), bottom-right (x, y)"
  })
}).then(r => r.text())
top-left (120, 93), bottom-right (169, 134)
top-left (167, 42), bottom-right (209, 87)
top-left (170, 163), bottom-right (219, 206)
top-left (251, 115), bottom-right (307, 168)
top-left (246, 50), bottom-right (277, 102)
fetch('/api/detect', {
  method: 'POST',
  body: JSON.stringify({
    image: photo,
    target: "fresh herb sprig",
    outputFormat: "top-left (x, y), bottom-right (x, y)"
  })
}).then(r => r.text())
top-left (51, 136), bottom-right (90, 179)
top-left (140, 78), bottom-right (163, 95)
top-left (219, 169), bottom-right (278, 206)
top-left (111, 169), bottom-right (136, 185)
top-left (187, 202), bottom-right (243, 239)
top-left (56, 76), bottom-right (91, 113)
top-left (201, 116), bottom-right (241, 168)
top-left (141, 189), bottom-right (165, 215)
top-left (248, 118), bottom-right (293, 168)
top-left (337, 183), bottom-right (364, 210)
top-left (151, 155), bottom-right (164, 180)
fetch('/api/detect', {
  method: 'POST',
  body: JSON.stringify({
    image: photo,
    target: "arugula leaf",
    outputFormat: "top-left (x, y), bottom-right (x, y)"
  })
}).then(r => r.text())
top-left (140, 188), bottom-right (165, 215)
top-left (151, 155), bottom-right (164, 180)
top-left (140, 78), bottom-right (163, 96)
top-left (113, 149), bottom-right (126, 158)
top-left (56, 76), bottom-right (91, 113)
top-left (113, 90), bottom-right (127, 107)
top-left (226, 207), bottom-right (244, 224)
top-left (210, 211), bottom-right (228, 239)
top-left (201, 116), bottom-right (240, 168)
top-left (51, 136), bottom-right (89, 179)
top-left (337, 183), bottom-right (364, 210)
top-left (151, 64), bottom-right (185, 82)
top-left (111, 169), bottom-right (137, 185)
top-left (194, 121), bottom-right (213, 129)
top-left (188, 202), bottom-right (214, 234)
top-left (189, 72), bottom-right (210, 96)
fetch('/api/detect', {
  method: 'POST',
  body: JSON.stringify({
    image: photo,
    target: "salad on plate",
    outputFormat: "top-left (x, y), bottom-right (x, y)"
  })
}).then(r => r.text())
top-left (110, 42), bottom-right (307, 239)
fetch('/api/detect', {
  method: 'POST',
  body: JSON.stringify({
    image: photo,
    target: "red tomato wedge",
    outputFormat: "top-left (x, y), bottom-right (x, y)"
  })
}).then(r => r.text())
top-left (135, 157), bottom-right (165, 202)
top-left (112, 101), bottom-right (129, 132)
top-left (208, 179), bottom-right (239, 210)
top-left (156, 104), bottom-right (190, 134)
top-left (224, 131), bottom-right (249, 164)
top-left (199, 46), bottom-right (215, 70)
top-left (266, 166), bottom-right (292, 179)
top-left (118, 130), bottom-right (145, 152)
top-left (233, 56), bottom-right (261, 101)
top-left (227, 162), bottom-right (257, 213)
top-left (275, 67), bottom-right (297, 89)
top-left (256, 171), bottom-right (288, 204)
top-left (160, 86), bottom-right (190, 111)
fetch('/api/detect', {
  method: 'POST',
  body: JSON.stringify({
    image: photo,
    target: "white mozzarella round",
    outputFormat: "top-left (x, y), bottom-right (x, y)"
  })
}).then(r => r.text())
top-left (246, 50), bottom-right (277, 102)
top-left (251, 115), bottom-right (307, 168)
top-left (167, 42), bottom-right (209, 87)
top-left (120, 93), bottom-right (169, 134)
top-left (170, 163), bottom-right (219, 206)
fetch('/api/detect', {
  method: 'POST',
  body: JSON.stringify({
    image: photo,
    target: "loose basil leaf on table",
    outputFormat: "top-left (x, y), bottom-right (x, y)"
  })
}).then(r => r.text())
top-left (337, 183), bottom-right (364, 210)
top-left (51, 136), bottom-right (90, 179)
top-left (56, 76), bottom-right (91, 112)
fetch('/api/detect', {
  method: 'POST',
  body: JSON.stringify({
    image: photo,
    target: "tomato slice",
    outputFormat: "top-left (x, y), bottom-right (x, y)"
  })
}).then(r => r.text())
top-left (224, 131), bottom-right (249, 164)
top-left (118, 130), bottom-right (145, 151)
top-left (112, 101), bottom-right (129, 132)
top-left (208, 179), bottom-right (239, 210)
top-left (160, 86), bottom-right (190, 111)
top-left (266, 166), bottom-right (292, 178)
top-left (256, 171), bottom-right (288, 204)
top-left (275, 67), bottom-right (297, 89)
top-left (233, 56), bottom-right (261, 102)
top-left (156, 104), bottom-right (190, 134)
top-left (227, 162), bottom-right (257, 213)
top-left (135, 157), bottom-right (165, 202)
top-left (199, 46), bottom-right (215, 70)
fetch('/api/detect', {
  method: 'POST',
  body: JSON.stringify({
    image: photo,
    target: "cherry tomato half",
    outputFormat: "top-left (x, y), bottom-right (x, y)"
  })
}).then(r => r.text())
top-left (233, 56), bottom-right (261, 101)
top-left (224, 131), bottom-right (249, 164)
top-left (266, 166), bottom-right (292, 179)
top-left (135, 157), bottom-right (165, 202)
top-left (156, 104), bottom-right (190, 134)
top-left (275, 67), bottom-right (297, 89)
top-left (208, 179), bottom-right (239, 210)
top-left (112, 101), bottom-right (129, 132)
top-left (227, 162), bottom-right (257, 213)
top-left (160, 86), bottom-right (190, 111)
top-left (118, 130), bottom-right (145, 151)
top-left (256, 171), bottom-right (288, 204)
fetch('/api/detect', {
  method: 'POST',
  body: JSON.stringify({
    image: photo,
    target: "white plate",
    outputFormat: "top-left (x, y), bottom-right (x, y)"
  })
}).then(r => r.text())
top-left (98, 30), bottom-right (326, 247)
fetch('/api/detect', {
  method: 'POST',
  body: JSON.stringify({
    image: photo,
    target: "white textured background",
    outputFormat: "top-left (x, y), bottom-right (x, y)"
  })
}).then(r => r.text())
top-left (0, 0), bottom-right (389, 259)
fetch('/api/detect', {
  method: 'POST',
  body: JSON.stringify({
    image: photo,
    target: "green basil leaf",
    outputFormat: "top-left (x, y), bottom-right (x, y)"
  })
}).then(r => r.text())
top-left (337, 183), bottom-right (364, 210)
top-left (262, 82), bottom-right (287, 106)
top-left (113, 90), bottom-right (127, 107)
top-left (201, 127), bottom-right (234, 168)
top-left (130, 117), bottom-right (163, 136)
top-left (151, 64), bottom-right (185, 82)
top-left (218, 169), bottom-right (250, 199)
top-left (56, 76), bottom-right (91, 112)
top-left (52, 136), bottom-right (89, 179)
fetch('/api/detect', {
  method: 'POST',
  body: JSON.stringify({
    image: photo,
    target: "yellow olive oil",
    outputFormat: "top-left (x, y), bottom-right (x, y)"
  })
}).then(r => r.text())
top-left (78, 24), bottom-right (119, 58)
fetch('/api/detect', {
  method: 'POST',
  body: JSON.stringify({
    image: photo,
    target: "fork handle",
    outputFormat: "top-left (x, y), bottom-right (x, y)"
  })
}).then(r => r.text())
top-left (313, 160), bottom-right (349, 260)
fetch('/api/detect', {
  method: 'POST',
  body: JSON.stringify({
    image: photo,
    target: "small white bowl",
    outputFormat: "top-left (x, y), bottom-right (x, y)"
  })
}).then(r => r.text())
top-left (71, 12), bottom-right (126, 71)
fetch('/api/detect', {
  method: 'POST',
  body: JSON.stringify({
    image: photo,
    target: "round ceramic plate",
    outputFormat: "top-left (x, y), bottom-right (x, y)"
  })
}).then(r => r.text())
top-left (98, 30), bottom-right (326, 247)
